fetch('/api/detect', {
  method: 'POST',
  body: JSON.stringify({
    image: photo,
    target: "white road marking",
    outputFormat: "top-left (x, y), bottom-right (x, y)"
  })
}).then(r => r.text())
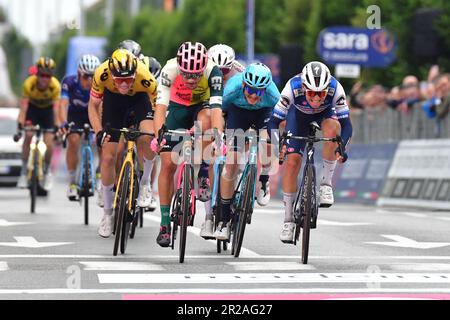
top-left (0, 255), bottom-right (450, 260)
top-left (366, 235), bottom-right (450, 249)
top-left (144, 214), bottom-right (260, 257)
top-left (98, 272), bottom-right (450, 284)
top-left (1, 288), bottom-right (450, 295)
top-left (0, 262), bottom-right (8, 271)
top-left (398, 212), bottom-right (427, 218)
top-left (79, 261), bottom-right (164, 271)
top-left (436, 217), bottom-right (450, 222)
top-left (319, 220), bottom-right (372, 226)
top-left (0, 237), bottom-right (73, 248)
top-left (389, 263), bottom-right (450, 272)
top-left (225, 262), bottom-right (315, 271)
top-left (0, 219), bottom-right (35, 227)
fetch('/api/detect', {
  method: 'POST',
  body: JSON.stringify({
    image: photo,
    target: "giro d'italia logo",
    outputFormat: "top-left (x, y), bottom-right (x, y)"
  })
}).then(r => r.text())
top-left (371, 30), bottom-right (394, 54)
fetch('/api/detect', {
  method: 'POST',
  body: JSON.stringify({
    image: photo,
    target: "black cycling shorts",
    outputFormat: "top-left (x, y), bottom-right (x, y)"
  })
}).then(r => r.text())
top-left (102, 89), bottom-right (154, 143)
top-left (25, 104), bottom-right (54, 130)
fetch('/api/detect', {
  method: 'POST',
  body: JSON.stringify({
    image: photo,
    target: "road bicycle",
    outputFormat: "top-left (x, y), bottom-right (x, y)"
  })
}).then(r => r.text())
top-left (279, 121), bottom-right (345, 264)
top-left (14, 125), bottom-right (55, 214)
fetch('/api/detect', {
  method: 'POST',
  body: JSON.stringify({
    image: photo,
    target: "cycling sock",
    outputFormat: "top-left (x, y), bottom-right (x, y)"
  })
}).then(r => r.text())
top-left (68, 171), bottom-right (76, 185)
top-left (204, 200), bottom-right (213, 221)
top-left (220, 198), bottom-right (232, 223)
top-left (283, 192), bottom-right (296, 223)
top-left (140, 157), bottom-right (154, 186)
top-left (259, 174), bottom-right (269, 185)
top-left (20, 160), bottom-right (27, 175)
top-left (321, 159), bottom-right (337, 187)
top-left (198, 161), bottom-right (209, 179)
top-left (102, 183), bottom-right (115, 211)
top-left (160, 205), bottom-right (171, 226)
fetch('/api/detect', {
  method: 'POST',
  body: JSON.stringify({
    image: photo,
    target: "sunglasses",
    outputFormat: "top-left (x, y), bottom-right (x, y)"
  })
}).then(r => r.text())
top-left (244, 85), bottom-right (266, 97)
top-left (112, 75), bottom-right (135, 85)
top-left (305, 90), bottom-right (328, 100)
top-left (81, 73), bottom-right (93, 80)
top-left (38, 73), bottom-right (52, 79)
top-left (180, 71), bottom-right (203, 80)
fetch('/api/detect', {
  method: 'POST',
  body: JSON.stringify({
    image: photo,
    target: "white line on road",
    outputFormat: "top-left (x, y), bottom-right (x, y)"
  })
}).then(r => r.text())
top-left (319, 220), bottom-right (372, 226)
top-left (1, 288), bottom-right (450, 295)
top-left (0, 237), bottom-right (73, 248)
top-left (144, 214), bottom-right (260, 257)
top-left (0, 262), bottom-right (8, 271)
top-left (1, 255), bottom-right (450, 260)
top-left (98, 273), bottom-right (450, 284)
top-left (389, 263), bottom-right (450, 272)
top-left (0, 219), bottom-right (35, 227)
top-left (366, 235), bottom-right (450, 249)
top-left (225, 262), bottom-right (315, 271)
top-left (79, 261), bottom-right (165, 271)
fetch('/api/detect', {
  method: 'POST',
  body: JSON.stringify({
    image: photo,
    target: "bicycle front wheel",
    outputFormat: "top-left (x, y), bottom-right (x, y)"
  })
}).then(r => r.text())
top-left (234, 166), bottom-right (256, 258)
top-left (113, 163), bottom-right (131, 256)
top-left (179, 164), bottom-right (193, 263)
top-left (30, 151), bottom-right (38, 214)
top-left (83, 151), bottom-right (90, 225)
top-left (301, 165), bottom-right (314, 264)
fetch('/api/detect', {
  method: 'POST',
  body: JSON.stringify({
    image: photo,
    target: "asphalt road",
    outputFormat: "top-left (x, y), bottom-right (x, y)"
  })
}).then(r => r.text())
top-left (1, 166), bottom-right (450, 300)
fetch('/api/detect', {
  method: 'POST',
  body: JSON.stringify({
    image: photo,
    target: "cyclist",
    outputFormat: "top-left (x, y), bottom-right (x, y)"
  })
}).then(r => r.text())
top-left (88, 49), bottom-right (158, 238)
top-left (114, 41), bottom-right (161, 211)
top-left (152, 41), bottom-right (224, 247)
top-left (17, 57), bottom-right (61, 191)
top-left (213, 63), bottom-right (280, 241)
top-left (208, 44), bottom-right (244, 86)
top-left (267, 61), bottom-right (352, 243)
top-left (59, 54), bottom-right (101, 200)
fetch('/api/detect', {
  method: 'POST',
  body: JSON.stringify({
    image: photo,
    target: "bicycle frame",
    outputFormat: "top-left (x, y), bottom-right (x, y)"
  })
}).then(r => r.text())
top-left (78, 131), bottom-right (96, 192)
top-left (113, 139), bottom-right (136, 212)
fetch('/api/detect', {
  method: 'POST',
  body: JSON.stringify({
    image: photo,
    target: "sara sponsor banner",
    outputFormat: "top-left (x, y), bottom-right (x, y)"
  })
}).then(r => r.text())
top-left (378, 139), bottom-right (450, 210)
top-left (333, 143), bottom-right (398, 204)
top-left (316, 26), bottom-right (397, 67)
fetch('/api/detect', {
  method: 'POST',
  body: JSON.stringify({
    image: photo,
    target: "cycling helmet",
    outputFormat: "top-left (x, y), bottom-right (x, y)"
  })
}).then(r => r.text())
top-left (78, 54), bottom-right (101, 75)
top-left (208, 44), bottom-right (235, 69)
top-left (118, 39), bottom-right (142, 57)
top-left (243, 63), bottom-right (272, 89)
top-left (301, 61), bottom-right (331, 91)
top-left (176, 41), bottom-right (208, 73)
top-left (108, 49), bottom-right (138, 77)
top-left (142, 56), bottom-right (162, 78)
top-left (36, 57), bottom-right (56, 75)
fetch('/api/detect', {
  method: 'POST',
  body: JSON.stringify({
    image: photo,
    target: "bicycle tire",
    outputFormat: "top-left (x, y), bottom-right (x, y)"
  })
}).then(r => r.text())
top-left (83, 151), bottom-right (90, 225)
top-left (30, 151), bottom-right (38, 214)
top-left (214, 163), bottom-right (223, 254)
top-left (234, 165), bottom-right (256, 258)
top-left (113, 163), bottom-right (130, 256)
top-left (129, 171), bottom-right (140, 239)
top-left (130, 209), bottom-right (138, 239)
top-left (121, 168), bottom-right (137, 254)
top-left (301, 165), bottom-right (314, 264)
top-left (179, 164), bottom-right (192, 263)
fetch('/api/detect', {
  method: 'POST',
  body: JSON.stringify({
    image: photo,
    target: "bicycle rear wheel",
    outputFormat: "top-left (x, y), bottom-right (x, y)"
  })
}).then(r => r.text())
top-left (121, 169), bottom-right (137, 253)
top-left (113, 164), bottom-right (131, 256)
top-left (30, 151), bottom-right (38, 214)
top-left (83, 151), bottom-right (90, 225)
top-left (179, 164), bottom-right (193, 263)
top-left (301, 165), bottom-right (314, 264)
top-left (234, 166), bottom-right (256, 258)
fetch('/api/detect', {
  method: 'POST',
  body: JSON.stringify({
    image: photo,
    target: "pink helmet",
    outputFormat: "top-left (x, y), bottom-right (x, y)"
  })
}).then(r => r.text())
top-left (176, 41), bottom-right (208, 73)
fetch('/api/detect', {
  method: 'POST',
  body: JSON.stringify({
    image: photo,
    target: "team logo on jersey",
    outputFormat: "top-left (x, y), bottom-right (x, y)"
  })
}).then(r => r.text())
top-left (336, 95), bottom-right (346, 106)
top-left (293, 89), bottom-right (303, 97)
top-left (327, 87), bottom-right (335, 96)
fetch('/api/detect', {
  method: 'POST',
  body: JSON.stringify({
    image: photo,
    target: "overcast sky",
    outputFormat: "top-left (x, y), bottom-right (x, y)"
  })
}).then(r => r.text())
top-left (0, 0), bottom-right (99, 46)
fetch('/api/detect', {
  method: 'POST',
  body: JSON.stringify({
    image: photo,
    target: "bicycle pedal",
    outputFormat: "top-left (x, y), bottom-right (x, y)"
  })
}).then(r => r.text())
top-left (281, 239), bottom-right (295, 245)
top-left (68, 196), bottom-right (79, 202)
top-left (201, 236), bottom-right (216, 240)
top-left (319, 203), bottom-right (332, 208)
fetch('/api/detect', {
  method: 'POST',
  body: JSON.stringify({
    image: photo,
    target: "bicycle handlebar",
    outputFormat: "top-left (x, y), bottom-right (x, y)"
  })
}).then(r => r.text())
top-left (13, 125), bottom-right (56, 142)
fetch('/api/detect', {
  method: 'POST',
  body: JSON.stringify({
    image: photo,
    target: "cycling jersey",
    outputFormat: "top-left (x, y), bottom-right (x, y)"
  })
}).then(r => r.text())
top-left (222, 73), bottom-right (280, 112)
top-left (268, 75), bottom-right (353, 148)
top-left (223, 60), bottom-right (245, 85)
top-left (90, 59), bottom-right (158, 106)
top-left (156, 58), bottom-right (223, 108)
top-left (22, 75), bottom-right (61, 108)
top-left (61, 75), bottom-right (90, 111)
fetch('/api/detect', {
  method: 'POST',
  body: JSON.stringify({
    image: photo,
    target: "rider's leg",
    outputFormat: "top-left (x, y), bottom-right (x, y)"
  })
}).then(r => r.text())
top-left (158, 152), bottom-right (177, 226)
top-left (195, 108), bottom-right (213, 202)
top-left (67, 133), bottom-right (81, 184)
top-left (43, 132), bottom-right (55, 173)
top-left (100, 142), bottom-right (118, 215)
top-left (220, 151), bottom-right (239, 224)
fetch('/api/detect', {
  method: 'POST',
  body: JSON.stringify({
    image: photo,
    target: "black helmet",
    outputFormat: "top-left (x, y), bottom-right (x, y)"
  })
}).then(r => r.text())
top-left (118, 39), bottom-right (141, 57)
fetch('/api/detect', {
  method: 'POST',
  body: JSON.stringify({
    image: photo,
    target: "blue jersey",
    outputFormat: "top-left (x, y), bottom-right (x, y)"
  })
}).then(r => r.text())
top-left (61, 75), bottom-right (91, 112)
top-left (222, 73), bottom-right (281, 112)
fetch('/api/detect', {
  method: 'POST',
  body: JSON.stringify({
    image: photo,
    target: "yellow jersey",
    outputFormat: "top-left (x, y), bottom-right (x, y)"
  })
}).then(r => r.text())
top-left (91, 59), bottom-right (158, 106)
top-left (22, 75), bottom-right (61, 109)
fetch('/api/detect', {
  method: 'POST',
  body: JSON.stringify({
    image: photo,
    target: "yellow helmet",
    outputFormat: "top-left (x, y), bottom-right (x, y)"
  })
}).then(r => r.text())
top-left (108, 49), bottom-right (137, 77)
top-left (36, 57), bottom-right (56, 75)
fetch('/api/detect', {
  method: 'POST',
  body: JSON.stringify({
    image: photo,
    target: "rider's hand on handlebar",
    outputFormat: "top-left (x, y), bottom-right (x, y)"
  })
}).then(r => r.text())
top-left (150, 137), bottom-right (166, 153)
top-left (96, 130), bottom-right (111, 148)
top-left (335, 147), bottom-right (348, 163)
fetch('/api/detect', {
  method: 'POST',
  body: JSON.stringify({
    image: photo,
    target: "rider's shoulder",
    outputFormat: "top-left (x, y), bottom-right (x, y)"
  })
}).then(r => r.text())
top-left (224, 73), bottom-right (243, 94)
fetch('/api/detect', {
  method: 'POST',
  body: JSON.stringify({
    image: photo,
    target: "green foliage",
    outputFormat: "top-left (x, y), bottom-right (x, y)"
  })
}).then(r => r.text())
top-left (44, 29), bottom-right (77, 80)
top-left (2, 27), bottom-right (32, 94)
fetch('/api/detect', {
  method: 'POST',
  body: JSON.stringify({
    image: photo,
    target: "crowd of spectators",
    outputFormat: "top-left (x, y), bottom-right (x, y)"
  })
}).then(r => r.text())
top-left (348, 65), bottom-right (450, 122)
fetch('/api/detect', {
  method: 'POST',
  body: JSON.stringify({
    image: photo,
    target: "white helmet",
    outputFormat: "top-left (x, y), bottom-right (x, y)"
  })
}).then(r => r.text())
top-left (78, 54), bottom-right (101, 75)
top-left (208, 44), bottom-right (235, 69)
top-left (301, 61), bottom-right (331, 91)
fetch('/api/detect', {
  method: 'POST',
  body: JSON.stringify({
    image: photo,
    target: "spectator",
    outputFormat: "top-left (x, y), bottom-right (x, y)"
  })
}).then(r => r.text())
top-left (386, 86), bottom-right (401, 109)
top-left (435, 73), bottom-right (450, 120)
top-left (361, 84), bottom-right (388, 110)
top-left (397, 75), bottom-right (422, 113)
